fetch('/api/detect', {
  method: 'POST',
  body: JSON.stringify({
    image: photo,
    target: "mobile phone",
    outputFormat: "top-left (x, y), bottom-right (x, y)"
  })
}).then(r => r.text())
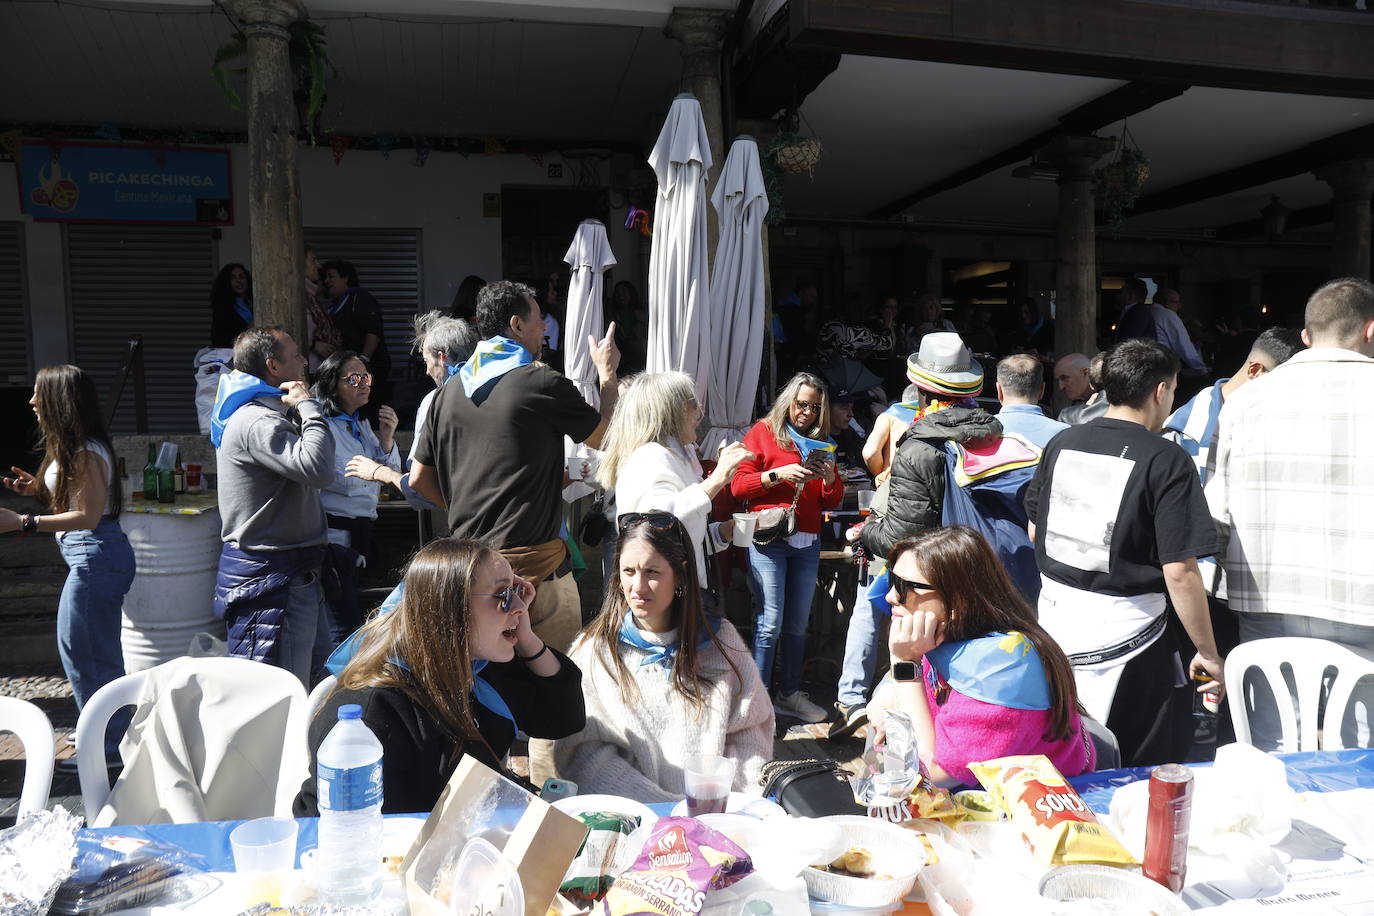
top-left (540, 777), bottom-right (578, 802)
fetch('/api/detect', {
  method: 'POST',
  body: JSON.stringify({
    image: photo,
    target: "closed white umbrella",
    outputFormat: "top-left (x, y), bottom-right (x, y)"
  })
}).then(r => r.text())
top-left (702, 135), bottom-right (769, 456)
top-left (562, 218), bottom-right (616, 408)
top-left (646, 93), bottom-right (713, 407)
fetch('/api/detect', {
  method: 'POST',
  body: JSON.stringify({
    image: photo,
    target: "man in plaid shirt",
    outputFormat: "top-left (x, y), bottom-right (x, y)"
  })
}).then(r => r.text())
top-left (1206, 277), bottom-right (1374, 751)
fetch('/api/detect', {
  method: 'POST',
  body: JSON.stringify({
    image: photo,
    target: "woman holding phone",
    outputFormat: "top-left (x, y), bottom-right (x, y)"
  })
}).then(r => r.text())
top-left (730, 372), bottom-right (844, 723)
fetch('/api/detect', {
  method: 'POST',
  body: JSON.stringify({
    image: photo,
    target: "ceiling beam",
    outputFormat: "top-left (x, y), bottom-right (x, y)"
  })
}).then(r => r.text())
top-left (1214, 202), bottom-right (1340, 241)
top-left (1131, 123), bottom-right (1374, 217)
top-left (867, 80), bottom-right (1188, 220)
top-left (791, 0), bottom-right (1374, 99)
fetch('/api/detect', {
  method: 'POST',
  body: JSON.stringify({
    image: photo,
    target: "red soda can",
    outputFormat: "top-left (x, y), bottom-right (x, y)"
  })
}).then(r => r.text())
top-left (1143, 763), bottom-right (1194, 893)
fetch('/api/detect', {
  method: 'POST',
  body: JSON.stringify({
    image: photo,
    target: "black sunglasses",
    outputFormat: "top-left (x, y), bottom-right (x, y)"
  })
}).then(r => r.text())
top-left (617, 511), bottom-right (686, 535)
top-left (890, 570), bottom-right (936, 603)
top-left (475, 583), bottom-right (526, 614)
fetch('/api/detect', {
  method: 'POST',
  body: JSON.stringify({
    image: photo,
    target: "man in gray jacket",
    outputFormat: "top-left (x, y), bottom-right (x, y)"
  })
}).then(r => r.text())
top-left (211, 327), bottom-right (335, 685)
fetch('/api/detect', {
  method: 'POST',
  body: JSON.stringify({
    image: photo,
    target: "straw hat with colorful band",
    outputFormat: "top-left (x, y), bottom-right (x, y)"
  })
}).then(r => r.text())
top-left (906, 332), bottom-right (984, 399)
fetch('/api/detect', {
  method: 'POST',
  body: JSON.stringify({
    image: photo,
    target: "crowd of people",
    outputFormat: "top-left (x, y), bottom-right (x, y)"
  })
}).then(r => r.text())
top-left (4, 268), bottom-right (1371, 814)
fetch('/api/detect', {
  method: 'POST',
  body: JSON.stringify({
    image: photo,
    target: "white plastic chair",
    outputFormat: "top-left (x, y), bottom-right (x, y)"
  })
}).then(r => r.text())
top-left (307, 674), bottom-right (337, 724)
top-left (0, 696), bottom-right (56, 818)
top-left (74, 669), bottom-right (149, 818)
top-left (1225, 637), bottom-right (1374, 752)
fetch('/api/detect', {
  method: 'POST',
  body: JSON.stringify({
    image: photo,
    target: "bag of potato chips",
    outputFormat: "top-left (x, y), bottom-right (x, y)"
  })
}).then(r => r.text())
top-left (969, 755), bottom-right (1136, 867)
top-left (598, 818), bottom-right (752, 916)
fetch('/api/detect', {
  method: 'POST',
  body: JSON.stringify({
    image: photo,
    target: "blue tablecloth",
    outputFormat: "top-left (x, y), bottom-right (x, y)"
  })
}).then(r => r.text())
top-left (81, 749), bottom-right (1374, 873)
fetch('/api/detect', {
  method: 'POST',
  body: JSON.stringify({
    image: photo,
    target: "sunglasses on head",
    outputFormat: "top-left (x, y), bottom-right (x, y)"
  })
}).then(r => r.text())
top-left (890, 570), bottom-right (936, 603)
top-left (617, 511), bottom-right (685, 535)
top-left (476, 582), bottom-right (527, 614)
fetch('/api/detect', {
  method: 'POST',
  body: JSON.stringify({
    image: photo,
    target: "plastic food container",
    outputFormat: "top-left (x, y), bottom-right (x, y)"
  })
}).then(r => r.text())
top-left (801, 816), bottom-right (926, 908)
top-left (1038, 864), bottom-right (1190, 916)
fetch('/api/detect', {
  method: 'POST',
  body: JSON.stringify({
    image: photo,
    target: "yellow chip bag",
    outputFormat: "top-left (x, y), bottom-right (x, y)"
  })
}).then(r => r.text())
top-left (969, 755), bottom-right (1136, 867)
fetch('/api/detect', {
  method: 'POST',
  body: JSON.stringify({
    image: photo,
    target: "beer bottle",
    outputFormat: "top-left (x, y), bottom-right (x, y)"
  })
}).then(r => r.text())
top-left (142, 443), bottom-right (158, 501)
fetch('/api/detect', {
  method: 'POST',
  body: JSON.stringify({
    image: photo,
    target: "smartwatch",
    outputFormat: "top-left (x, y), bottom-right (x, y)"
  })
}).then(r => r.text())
top-left (891, 660), bottom-right (919, 682)
top-left (767, 470), bottom-right (778, 485)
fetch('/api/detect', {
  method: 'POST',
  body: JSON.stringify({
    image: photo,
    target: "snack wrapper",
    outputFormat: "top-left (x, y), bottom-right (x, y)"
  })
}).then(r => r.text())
top-left (559, 811), bottom-right (642, 904)
top-left (969, 755), bottom-right (1136, 867)
top-left (850, 710), bottom-right (960, 824)
top-left (597, 818), bottom-right (752, 916)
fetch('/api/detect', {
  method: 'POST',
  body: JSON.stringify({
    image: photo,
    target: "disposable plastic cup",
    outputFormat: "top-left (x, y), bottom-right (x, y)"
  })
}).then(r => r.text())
top-left (566, 456), bottom-right (587, 481)
top-left (684, 753), bottom-right (736, 817)
top-left (857, 490), bottom-right (874, 516)
top-left (231, 816), bottom-right (299, 874)
top-left (731, 513), bottom-right (758, 547)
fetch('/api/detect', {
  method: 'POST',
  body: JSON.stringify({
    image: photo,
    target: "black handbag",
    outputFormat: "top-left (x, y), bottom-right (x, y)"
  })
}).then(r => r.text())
top-left (752, 486), bottom-right (802, 547)
top-left (759, 758), bottom-right (867, 818)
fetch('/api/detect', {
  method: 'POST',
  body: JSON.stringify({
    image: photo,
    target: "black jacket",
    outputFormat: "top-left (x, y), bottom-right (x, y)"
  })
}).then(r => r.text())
top-left (861, 407), bottom-right (1002, 561)
top-left (294, 648), bottom-right (584, 815)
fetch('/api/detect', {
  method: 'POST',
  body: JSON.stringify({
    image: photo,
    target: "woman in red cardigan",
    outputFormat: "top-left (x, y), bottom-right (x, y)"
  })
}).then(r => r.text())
top-left (731, 372), bottom-right (845, 722)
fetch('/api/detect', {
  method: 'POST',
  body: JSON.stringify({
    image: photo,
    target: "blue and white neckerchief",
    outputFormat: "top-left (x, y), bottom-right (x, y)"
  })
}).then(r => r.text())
top-left (233, 297), bottom-right (253, 324)
top-left (457, 336), bottom-right (534, 398)
top-left (617, 609), bottom-right (721, 673)
top-left (328, 288), bottom-right (357, 317)
top-left (209, 370), bottom-right (284, 448)
top-left (324, 581), bottom-right (518, 727)
top-left (924, 631), bottom-right (1051, 711)
top-left (331, 411), bottom-right (363, 441)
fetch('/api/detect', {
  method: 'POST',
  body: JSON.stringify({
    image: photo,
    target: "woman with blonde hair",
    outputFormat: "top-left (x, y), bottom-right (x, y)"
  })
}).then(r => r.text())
top-left (597, 371), bottom-right (752, 587)
top-left (294, 538), bottom-right (585, 814)
top-left (553, 513), bottom-right (772, 802)
top-left (1, 365), bottom-right (135, 758)
top-left (730, 372), bottom-right (844, 723)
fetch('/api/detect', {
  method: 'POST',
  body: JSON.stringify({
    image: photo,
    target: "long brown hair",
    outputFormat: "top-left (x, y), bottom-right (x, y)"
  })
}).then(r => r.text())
top-left (341, 538), bottom-right (493, 742)
top-left (763, 372), bottom-right (829, 450)
top-left (34, 365), bottom-right (122, 519)
top-left (889, 525), bottom-right (1081, 742)
top-left (583, 515), bottom-right (740, 710)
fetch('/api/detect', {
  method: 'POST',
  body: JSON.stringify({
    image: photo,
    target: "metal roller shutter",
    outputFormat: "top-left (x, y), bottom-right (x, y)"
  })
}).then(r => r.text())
top-left (304, 227), bottom-right (423, 377)
top-left (0, 223), bottom-right (30, 383)
top-left (66, 225), bottom-right (215, 433)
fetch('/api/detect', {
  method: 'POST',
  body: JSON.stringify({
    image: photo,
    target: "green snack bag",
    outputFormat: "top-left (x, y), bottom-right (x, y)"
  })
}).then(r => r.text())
top-left (559, 811), bottom-right (642, 904)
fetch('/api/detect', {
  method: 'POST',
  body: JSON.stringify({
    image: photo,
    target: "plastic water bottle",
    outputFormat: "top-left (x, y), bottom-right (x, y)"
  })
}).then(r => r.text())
top-left (316, 703), bottom-right (384, 905)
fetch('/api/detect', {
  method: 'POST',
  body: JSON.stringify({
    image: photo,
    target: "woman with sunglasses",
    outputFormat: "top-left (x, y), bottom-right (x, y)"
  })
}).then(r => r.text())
top-left (731, 372), bottom-right (844, 723)
top-left (311, 350), bottom-right (401, 642)
top-left (552, 513), bottom-right (772, 802)
top-left (875, 525), bottom-right (1094, 787)
top-left (297, 538), bottom-right (583, 814)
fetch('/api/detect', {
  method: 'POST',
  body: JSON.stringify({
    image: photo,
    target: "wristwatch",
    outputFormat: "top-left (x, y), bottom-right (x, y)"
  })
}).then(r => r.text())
top-left (892, 660), bottom-right (919, 682)
top-left (766, 470), bottom-right (779, 485)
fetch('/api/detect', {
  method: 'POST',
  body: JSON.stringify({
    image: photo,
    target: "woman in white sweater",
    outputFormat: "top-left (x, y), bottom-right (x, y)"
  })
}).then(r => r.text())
top-left (553, 513), bottom-right (774, 802)
top-left (596, 371), bottom-right (752, 587)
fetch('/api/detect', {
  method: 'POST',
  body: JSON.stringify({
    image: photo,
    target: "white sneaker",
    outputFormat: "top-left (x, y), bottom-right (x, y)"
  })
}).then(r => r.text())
top-left (774, 690), bottom-right (828, 723)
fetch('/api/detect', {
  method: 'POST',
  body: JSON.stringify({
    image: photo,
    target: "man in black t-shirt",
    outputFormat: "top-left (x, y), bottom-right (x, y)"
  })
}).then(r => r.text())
top-left (411, 280), bottom-right (619, 652)
top-left (1025, 338), bottom-right (1223, 767)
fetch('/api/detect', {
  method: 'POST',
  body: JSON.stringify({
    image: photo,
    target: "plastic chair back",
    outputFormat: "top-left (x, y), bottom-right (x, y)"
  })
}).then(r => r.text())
top-left (74, 670), bottom-right (149, 818)
top-left (0, 696), bottom-right (56, 818)
top-left (307, 674), bottom-right (337, 724)
top-left (1082, 715), bottom-right (1121, 770)
top-left (1225, 636), bottom-right (1374, 752)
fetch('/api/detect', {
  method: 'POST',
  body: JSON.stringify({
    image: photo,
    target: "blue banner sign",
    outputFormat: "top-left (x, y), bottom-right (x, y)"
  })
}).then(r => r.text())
top-left (17, 140), bottom-right (233, 225)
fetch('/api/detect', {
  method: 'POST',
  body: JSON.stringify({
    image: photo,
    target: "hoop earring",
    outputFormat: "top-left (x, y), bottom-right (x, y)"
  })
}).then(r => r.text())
top-left (674, 587), bottom-right (684, 598)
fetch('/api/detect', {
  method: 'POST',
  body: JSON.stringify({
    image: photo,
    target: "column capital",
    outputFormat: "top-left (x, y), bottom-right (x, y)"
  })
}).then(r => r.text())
top-left (1040, 134), bottom-right (1117, 184)
top-left (227, 0), bottom-right (304, 34)
top-left (666, 7), bottom-right (731, 47)
top-left (1315, 158), bottom-right (1374, 201)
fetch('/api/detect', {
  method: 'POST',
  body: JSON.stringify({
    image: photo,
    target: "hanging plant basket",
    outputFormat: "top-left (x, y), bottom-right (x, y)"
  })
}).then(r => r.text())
top-left (1094, 123), bottom-right (1151, 232)
top-left (773, 136), bottom-right (823, 174)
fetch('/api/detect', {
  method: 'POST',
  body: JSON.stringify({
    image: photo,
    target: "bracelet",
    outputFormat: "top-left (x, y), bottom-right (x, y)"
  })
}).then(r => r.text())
top-left (370, 466), bottom-right (380, 482)
top-left (519, 642), bottom-right (550, 663)
top-left (20, 513), bottom-right (39, 534)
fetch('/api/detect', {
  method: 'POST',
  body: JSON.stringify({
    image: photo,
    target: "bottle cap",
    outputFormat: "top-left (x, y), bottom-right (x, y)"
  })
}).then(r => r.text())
top-left (338, 703), bottom-right (363, 720)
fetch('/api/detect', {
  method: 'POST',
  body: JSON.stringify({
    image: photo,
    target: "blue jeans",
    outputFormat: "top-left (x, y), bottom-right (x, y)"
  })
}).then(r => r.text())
top-left (278, 569), bottom-right (333, 688)
top-left (837, 578), bottom-right (887, 707)
top-left (748, 539), bottom-right (821, 697)
top-left (57, 519), bottom-right (136, 755)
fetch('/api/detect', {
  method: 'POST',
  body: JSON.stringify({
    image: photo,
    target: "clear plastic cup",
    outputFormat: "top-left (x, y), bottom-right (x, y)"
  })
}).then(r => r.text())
top-left (230, 816), bottom-right (299, 873)
top-left (684, 753), bottom-right (736, 817)
top-left (857, 490), bottom-right (875, 516)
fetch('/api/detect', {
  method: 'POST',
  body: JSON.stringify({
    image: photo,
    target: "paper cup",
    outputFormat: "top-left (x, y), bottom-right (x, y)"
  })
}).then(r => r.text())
top-left (731, 512), bottom-right (758, 547)
top-left (566, 455), bottom-right (586, 481)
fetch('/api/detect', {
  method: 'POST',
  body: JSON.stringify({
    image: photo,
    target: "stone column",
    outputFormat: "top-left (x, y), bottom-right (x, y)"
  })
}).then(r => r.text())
top-left (1042, 135), bottom-right (1116, 362)
top-left (228, 0), bottom-right (307, 347)
top-left (667, 8), bottom-right (731, 263)
top-left (1315, 159), bottom-right (1374, 281)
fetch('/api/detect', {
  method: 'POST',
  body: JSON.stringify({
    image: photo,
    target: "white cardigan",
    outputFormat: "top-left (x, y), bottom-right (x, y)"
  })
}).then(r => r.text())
top-left (613, 439), bottom-right (724, 586)
top-left (552, 619), bottom-right (775, 803)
